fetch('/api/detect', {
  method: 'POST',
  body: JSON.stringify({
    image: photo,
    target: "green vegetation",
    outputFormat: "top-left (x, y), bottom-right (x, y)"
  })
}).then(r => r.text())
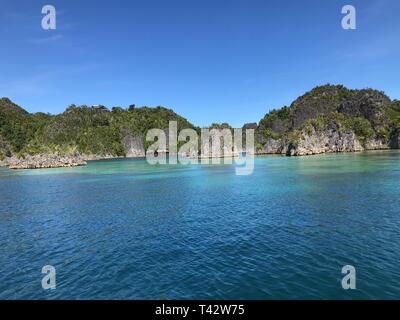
top-left (260, 106), bottom-right (291, 124)
top-left (258, 128), bottom-right (282, 140)
top-left (346, 117), bottom-right (374, 146)
top-left (386, 100), bottom-right (400, 130)
top-left (302, 112), bottom-right (375, 145)
top-left (257, 107), bottom-right (292, 143)
top-left (256, 84), bottom-right (397, 149)
top-left (0, 98), bottom-right (48, 153)
top-left (0, 99), bottom-right (197, 158)
top-left (287, 130), bottom-right (302, 147)
top-left (1, 84), bottom-right (399, 159)
top-left (208, 123), bottom-right (232, 130)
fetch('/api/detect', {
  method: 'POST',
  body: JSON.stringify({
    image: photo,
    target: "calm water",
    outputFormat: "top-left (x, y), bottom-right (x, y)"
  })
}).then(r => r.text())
top-left (1, 151), bottom-right (400, 299)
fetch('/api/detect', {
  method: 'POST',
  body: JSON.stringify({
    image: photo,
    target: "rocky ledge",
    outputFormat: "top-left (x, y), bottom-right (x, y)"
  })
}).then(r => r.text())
top-left (258, 126), bottom-right (395, 157)
top-left (7, 154), bottom-right (87, 169)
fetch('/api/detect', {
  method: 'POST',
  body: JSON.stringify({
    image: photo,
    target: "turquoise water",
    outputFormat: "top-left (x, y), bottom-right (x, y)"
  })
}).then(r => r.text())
top-left (1, 151), bottom-right (400, 299)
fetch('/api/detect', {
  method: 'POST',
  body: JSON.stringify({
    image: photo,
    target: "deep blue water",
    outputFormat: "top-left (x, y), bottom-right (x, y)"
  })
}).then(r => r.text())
top-left (1, 151), bottom-right (400, 299)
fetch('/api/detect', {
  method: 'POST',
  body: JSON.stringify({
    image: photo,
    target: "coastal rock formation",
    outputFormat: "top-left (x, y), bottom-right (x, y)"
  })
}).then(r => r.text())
top-left (390, 130), bottom-right (400, 148)
top-left (81, 154), bottom-right (122, 161)
top-left (0, 158), bottom-right (7, 167)
top-left (121, 129), bottom-right (145, 157)
top-left (0, 97), bottom-right (196, 165)
top-left (255, 85), bottom-right (400, 156)
top-left (8, 154), bottom-right (87, 169)
top-left (199, 128), bottom-right (239, 159)
top-left (258, 128), bottom-right (366, 156)
top-left (0, 136), bottom-right (13, 166)
top-left (1, 84), bottom-right (400, 169)
top-left (259, 138), bottom-right (286, 154)
top-left (287, 127), bottom-right (364, 156)
top-left (364, 139), bottom-right (391, 151)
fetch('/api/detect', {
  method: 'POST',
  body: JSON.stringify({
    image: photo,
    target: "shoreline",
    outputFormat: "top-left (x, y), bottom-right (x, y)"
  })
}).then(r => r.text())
top-left (1, 147), bottom-right (399, 170)
top-left (256, 146), bottom-right (395, 157)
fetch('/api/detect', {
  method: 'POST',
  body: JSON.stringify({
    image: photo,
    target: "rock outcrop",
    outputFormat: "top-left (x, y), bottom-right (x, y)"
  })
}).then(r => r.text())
top-left (121, 129), bottom-right (145, 158)
top-left (0, 159), bottom-right (7, 167)
top-left (255, 84), bottom-right (400, 156)
top-left (0, 137), bottom-right (12, 167)
top-left (257, 126), bottom-right (392, 157)
top-left (0, 98), bottom-right (197, 166)
top-left (390, 130), bottom-right (400, 148)
top-left (199, 129), bottom-right (239, 159)
top-left (258, 138), bottom-right (286, 155)
top-left (0, 136), bottom-right (12, 161)
top-left (7, 154), bottom-right (87, 169)
top-left (258, 128), bottom-right (365, 156)
top-left (1, 84), bottom-right (400, 166)
top-left (287, 128), bottom-right (364, 156)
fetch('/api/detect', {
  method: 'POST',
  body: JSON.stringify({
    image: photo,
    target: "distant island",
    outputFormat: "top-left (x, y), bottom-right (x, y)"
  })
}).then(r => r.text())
top-left (1, 84), bottom-right (400, 169)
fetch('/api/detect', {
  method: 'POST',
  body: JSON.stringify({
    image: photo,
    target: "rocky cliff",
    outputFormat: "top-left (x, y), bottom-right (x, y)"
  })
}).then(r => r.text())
top-left (1, 84), bottom-right (400, 169)
top-left (121, 128), bottom-right (146, 158)
top-left (255, 85), bottom-right (400, 156)
top-left (389, 127), bottom-right (400, 148)
top-left (0, 99), bottom-right (195, 168)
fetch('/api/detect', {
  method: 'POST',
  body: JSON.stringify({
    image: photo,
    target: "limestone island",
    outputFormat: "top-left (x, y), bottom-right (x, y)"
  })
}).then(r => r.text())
top-left (1, 84), bottom-right (400, 169)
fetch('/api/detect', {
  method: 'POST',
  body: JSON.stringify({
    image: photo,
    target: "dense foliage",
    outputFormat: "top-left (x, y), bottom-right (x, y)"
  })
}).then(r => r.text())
top-left (0, 98), bottom-right (50, 154)
top-left (1, 84), bottom-right (399, 159)
top-left (256, 84), bottom-right (396, 148)
top-left (0, 99), bottom-right (196, 157)
top-left (386, 100), bottom-right (400, 130)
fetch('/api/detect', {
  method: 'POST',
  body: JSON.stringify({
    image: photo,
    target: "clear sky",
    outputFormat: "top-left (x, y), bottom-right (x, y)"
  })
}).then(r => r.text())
top-left (1, 0), bottom-right (399, 127)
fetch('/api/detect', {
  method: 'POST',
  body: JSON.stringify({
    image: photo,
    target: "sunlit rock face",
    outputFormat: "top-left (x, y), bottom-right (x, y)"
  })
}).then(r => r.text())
top-left (199, 129), bottom-right (240, 159)
top-left (121, 129), bottom-right (145, 158)
top-left (255, 85), bottom-right (398, 156)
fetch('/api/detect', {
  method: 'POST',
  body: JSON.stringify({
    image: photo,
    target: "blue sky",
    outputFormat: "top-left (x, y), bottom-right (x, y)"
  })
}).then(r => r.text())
top-left (0, 0), bottom-right (399, 127)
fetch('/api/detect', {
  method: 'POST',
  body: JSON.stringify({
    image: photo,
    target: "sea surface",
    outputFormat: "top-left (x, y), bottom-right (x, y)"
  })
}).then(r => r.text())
top-left (1, 150), bottom-right (400, 299)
